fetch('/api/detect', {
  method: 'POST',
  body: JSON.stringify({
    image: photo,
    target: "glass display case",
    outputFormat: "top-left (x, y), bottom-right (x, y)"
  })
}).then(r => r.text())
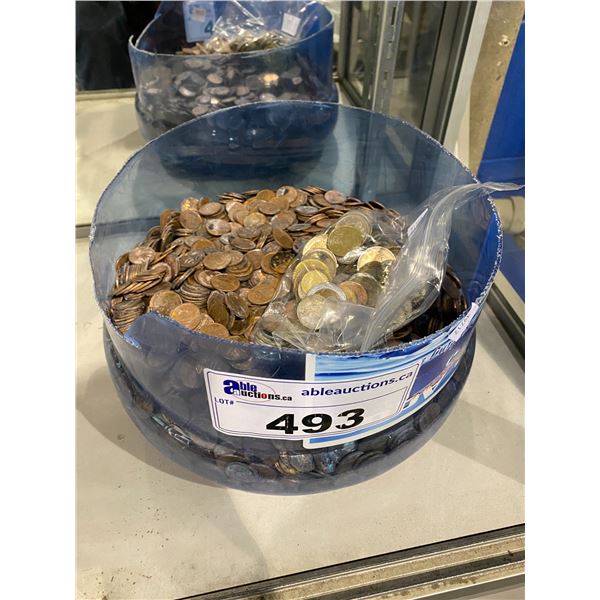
top-left (337, 1), bottom-right (475, 140)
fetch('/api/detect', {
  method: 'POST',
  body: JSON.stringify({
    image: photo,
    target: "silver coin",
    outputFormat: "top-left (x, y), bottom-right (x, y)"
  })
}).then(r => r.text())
top-left (192, 105), bottom-right (209, 117)
top-left (296, 295), bottom-right (328, 330)
top-left (307, 282), bottom-right (347, 302)
top-left (178, 85), bottom-right (196, 98)
top-left (207, 73), bottom-right (224, 85)
top-left (225, 462), bottom-right (259, 483)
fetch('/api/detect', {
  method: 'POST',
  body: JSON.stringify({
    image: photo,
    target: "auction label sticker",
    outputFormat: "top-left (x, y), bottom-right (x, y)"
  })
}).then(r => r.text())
top-left (281, 13), bottom-right (301, 36)
top-left (204, 359), bottom-right (424, 448)
top-left (183, 1), bottom-right (216, 42)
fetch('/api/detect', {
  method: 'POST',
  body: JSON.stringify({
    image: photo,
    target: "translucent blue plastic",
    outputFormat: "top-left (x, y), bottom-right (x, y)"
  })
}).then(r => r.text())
top-left (90, 102), bottom-right (502, 494)
top-left (129, 1), bottom-right (337, 140)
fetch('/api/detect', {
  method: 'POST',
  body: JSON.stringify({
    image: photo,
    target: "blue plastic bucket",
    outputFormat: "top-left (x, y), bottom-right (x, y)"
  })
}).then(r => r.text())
top-left (129, 1), bottom-right (338, 140)
top-left (90, 102), bottom-right (502, 494)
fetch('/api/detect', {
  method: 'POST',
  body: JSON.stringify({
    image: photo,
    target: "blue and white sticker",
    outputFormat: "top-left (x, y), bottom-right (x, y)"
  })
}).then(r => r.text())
top-left (183, 1), bottom-right (216, 43)
top-left (281, 12), bottom-right (301, 37)
top-left (204, 360), bottom-right (424, 449)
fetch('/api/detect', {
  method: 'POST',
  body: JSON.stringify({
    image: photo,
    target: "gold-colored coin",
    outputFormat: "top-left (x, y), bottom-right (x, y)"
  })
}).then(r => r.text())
top-left (293, 260), bottom-right (331, 286)
top-left (292, 259), bottom-right (331, 287)
top-left (303, 249), bottom-right (337, 278)
top-left (301, 234), bottom-right (328, 255)
top-left (160, 208), bottom-right (177, 228)
top-left (357, 246), bottom-right (396, 271)
top-left (326, 226), bottom-right (363, 257)
top-left (298, 270), bottom-right (329, 299)
top-left (148, 290), bottom-right (182, 316)
top-left (336, 210), bottom-right (372, 238)
top-left (194, 270), bottom-right (215, 288)
top-left (170, 303), bottom-right (202, 330)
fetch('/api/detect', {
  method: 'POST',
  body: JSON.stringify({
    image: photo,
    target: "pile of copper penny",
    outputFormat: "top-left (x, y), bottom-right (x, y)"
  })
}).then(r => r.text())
top-left (109, 185), bottom-right (468, 346)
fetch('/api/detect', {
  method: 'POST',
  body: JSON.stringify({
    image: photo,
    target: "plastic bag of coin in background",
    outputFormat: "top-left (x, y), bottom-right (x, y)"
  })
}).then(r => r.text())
top-left (197, 0), bottom-right (300, 54)
top-left (129, 1), bottom-right (337, 140)
top-left (255, 183), bottom-right (521, 353)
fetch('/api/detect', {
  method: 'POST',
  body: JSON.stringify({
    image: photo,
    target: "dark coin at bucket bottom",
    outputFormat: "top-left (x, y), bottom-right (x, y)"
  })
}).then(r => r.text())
top-left (104, 327), bottom-right (476, 495)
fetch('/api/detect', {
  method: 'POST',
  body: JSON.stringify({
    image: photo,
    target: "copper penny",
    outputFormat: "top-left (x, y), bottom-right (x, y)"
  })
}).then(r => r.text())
top-left (258, 201), bottom-right (280, 215)
top-left (194, 270), bottom-right (215, 288)
top-left (324, 190), bottom-right (347, 204)
top-left (128, 247), bottom-right (156, 265)
top-left (207, 291), bottom-right (230, 326)
top-left (191, 238), bottom-right (216, 251)
top-left (169, 303), bottom-right (202, 330)
top-left (272, 228), bottom-right (294, 249)
top-left (148, 291), bottom-right (182, 316)
top-left (246, 249), bottom-right (264, 269)
top-left (198, 323), bottom-right (230, 338)
top-left (243, 212), bottom-right (268, 227)
top-left (271, 211), bottom-right (296, 229)
top-left (255, 189), bottom-right (276, 200)
top-left (211, 273), bottom-right (241, 293)
top-left (194, 312), bottom-right (215, 330)
top-left (247, 283), bottom-right (278, 305)
top-left (205, 218), bottom-right (231, 236)
top-left (198, 202), bottom-right (223, 217)
top-left (203, 252), bottom-right (232, 271)
top-left (180, 197), bottom-right (201, 212)
top-left (179, 210), bottom-right (203, 230)
top-left (225, 291), bottom-right (250, 319)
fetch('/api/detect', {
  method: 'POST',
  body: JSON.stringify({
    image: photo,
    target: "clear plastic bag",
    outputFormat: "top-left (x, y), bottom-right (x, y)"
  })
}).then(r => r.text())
top-left (203, 0), bottom-right (297, 53)
top-left (360, 182), bottom-right (522, 351)
top-left (254, 183), bottom-right (522, 353)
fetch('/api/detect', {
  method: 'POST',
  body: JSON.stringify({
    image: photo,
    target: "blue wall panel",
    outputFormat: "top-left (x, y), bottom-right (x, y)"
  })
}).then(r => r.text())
top-left (478, 19), bottom-right (525, 187)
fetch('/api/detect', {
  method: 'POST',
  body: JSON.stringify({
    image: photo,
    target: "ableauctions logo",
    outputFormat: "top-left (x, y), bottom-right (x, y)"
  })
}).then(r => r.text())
top-left (222, 379), bottom-right (292, 401)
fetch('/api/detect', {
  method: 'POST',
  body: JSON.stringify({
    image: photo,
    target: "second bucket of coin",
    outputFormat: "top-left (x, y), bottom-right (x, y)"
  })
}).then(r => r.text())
top-left (90, 101), bottom-right (502, 494)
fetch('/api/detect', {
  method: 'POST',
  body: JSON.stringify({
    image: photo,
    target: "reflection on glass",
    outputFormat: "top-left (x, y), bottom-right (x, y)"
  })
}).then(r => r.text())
top-left (347, 1), bottom-right (373, 96)
top-left (76, 0), bottom-right (158, 92)
top-left (391, 1), bottom-right (444, 126)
